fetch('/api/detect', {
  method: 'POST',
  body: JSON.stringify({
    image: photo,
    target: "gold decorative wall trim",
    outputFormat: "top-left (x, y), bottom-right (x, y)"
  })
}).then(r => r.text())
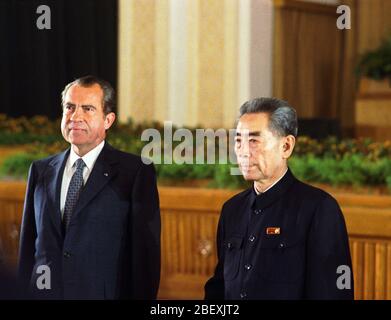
top-left (132, 0), bottom-right (156, 123)
top-left (154, 0), bottom-right (169, 123)
top-left (168, 0), bottom-right (188, 125)
top-left (186, 0), bottom-right (200, 127)
top-left (117, 0), bottom-right (275, 129)
top-left (117, 0), bottom-right (133, 123)
top-left (223, 0), bottom-right (239, 128)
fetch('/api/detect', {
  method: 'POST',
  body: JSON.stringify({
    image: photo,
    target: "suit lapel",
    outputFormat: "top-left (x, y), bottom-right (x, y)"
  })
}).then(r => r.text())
top-left (69, 143), bottom-right (119, 224)
top-left (45, 149), bottom-right (70, 236)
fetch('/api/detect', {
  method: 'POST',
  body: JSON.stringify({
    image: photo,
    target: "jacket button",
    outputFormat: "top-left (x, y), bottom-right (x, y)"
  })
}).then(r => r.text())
top-left (240, 292), bottom-right (247, 299)
top-left (244, 264), bottom-right (252, 270)
top-left (249, 235), bottom-right (256, 242)
top-left (227, 242), bottom-right (233, 249)
top-left (63, 251), bottom-right (71, 258)
top-left (254, 209), bottom-right (262, 215)
top-left (278, 243), bottom-right (285, 249)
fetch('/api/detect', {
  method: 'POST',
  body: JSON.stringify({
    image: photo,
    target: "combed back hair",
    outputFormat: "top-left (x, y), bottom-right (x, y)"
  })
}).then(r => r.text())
top-left (61, 75), bottom-right (116, 115)
top-left (239, 97), bottom-right (298, 137)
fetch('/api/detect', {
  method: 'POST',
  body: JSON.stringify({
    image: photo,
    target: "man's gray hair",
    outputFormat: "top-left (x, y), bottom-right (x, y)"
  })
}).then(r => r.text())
top-left (239, 97), bottom-right (298, 137)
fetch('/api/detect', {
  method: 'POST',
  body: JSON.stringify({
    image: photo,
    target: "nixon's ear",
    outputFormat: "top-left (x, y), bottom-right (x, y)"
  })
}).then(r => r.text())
top-left (104, 112), bottom-right (116, 130)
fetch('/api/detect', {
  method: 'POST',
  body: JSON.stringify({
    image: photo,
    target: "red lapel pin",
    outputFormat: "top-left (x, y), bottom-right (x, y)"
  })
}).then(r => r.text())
top-left (266, 227), bottom-right (281, 235)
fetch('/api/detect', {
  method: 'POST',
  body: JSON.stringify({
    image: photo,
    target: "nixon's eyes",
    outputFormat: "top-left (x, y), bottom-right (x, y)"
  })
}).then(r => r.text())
top-left (82, 106), bottom-right (94, 112)
top-left (63, 105), bottom-right (95, 112)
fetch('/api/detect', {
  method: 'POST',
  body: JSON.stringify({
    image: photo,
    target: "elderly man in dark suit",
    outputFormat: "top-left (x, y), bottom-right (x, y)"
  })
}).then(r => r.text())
top-left (18, 76), bottom-right (161, 299)
top-left (205, 98), bottom-right (353, 300)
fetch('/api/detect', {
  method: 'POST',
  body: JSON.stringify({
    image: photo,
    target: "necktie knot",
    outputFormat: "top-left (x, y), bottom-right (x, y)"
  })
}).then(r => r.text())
top-left (75, 158), bottom-right (86, 171)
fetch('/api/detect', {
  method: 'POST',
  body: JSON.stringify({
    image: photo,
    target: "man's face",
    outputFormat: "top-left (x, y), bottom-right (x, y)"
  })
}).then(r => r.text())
top-left (61, 84), bottom-right (115, 154)
top-left (234, 112), bottom-right (288, 182)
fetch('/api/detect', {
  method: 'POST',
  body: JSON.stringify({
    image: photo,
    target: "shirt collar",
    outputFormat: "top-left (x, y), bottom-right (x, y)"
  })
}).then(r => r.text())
top-left (69, 140), bottom-right (105, 171)
top-left (253, 168), bottom-right (289, 195)
top-left (252, 168), bottom-right (297, 210)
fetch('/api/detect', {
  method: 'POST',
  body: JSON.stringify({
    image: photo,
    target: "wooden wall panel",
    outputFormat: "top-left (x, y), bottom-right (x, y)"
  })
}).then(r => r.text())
top-left (357, 0), bottom-right (391, 54)
top-left (348, 239), bottom-right (391, 300)
top-left (0, 200), bottom-right (23, 269)
top-left (160, 209), bottom-right (220, 299)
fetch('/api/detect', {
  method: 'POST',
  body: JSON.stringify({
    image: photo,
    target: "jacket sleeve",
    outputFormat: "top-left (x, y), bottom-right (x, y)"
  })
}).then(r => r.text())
top-left (305, 194), bottom-right (354, 299)
top-left (204, 205), bottom-right (226, 300)
top-left (17, 163), bottom-right (37, 291)
top-left (128, 162), bottom-right (161, 299)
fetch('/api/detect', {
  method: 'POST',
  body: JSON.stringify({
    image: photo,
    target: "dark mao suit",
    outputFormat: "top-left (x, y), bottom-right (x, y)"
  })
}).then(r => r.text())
top-left (18, 142), bottom-right (161, 299)
top-left (205, 169), bottom-right (353, 300)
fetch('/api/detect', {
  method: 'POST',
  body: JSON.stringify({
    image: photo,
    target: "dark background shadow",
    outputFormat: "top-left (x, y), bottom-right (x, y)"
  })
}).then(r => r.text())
top-left (0, 0), bottom-right (118, 119)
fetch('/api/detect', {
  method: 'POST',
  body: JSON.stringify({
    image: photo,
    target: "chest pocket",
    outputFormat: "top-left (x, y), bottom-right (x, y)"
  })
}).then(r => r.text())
top-left (223, 236), bottom-right (243, 281)
top-left (258, 235), bottom-right (305, 283)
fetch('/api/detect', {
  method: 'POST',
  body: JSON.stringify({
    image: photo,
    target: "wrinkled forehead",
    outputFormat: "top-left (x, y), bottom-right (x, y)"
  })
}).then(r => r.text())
top-left (64, 84), bottom-right (103, 106)
top-left (236, 113), bottom-right (270, 137)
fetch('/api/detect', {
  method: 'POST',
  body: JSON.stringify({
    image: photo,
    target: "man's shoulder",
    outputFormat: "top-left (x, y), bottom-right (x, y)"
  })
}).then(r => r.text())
top-left (31, 151), bottom-right (67, 170)
top-left (221, 176), bottom-right (339, 210)
top-left (107, 145), bottom-right (141, 161)
top-left (293, 178), bottom-right (339, 208)
top-left (105, 144), bottom-right (151, 168)
top-left (294, 178), bottom-right (335, 198)
top-left (222, 188), bottom-right (253, 210)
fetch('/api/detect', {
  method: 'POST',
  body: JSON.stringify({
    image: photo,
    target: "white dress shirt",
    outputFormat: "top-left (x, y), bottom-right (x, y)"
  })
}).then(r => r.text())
top-left (254, 168), bottom-right (289, 195)
top-left (60, 140), bottom-right (105, 218)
